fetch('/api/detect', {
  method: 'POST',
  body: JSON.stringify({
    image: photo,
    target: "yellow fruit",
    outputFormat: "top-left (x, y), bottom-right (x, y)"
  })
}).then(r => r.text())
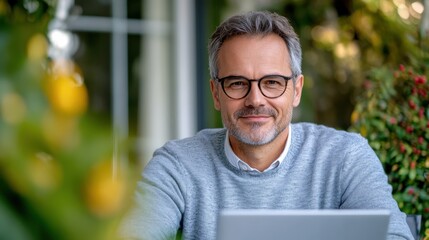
top-left (360, 126), bottom-right (367, 137)
top-left (46, 72), bottom-right (88, 116)
top-left (84, 160), bottom-right (127, 218)
top-left (350, 110), bottom-right (359, 124)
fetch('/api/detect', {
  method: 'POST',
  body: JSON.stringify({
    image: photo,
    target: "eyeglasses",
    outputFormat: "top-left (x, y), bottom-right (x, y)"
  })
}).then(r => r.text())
top-left (215, 74), bottom-right (293, 100)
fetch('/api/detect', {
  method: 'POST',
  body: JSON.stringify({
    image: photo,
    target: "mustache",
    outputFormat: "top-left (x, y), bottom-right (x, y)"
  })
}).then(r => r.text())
top-left (234, 107), bottom-right (277, 118)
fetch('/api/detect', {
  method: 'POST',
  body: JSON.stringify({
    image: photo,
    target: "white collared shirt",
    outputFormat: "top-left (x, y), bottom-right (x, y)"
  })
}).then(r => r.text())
top-left (224, 125), bottom-right (292, 172)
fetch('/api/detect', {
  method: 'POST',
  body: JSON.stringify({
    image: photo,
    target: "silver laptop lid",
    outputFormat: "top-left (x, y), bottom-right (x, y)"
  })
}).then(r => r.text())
top-left (217, 209), bottom-right (390, 240)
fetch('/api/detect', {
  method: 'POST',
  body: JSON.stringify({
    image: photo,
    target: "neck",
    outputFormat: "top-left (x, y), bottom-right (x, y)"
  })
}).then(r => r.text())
top-left (229, 127), bottom-right (289, 171)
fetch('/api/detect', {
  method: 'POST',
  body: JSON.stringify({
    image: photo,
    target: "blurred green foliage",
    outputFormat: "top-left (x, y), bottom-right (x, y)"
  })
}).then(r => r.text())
top-left (270, 0), bottom-right (424, 129)
top-left (350, 64), bottom-right (429, 239)
top-left (0, 1), bottom-right (137, 239)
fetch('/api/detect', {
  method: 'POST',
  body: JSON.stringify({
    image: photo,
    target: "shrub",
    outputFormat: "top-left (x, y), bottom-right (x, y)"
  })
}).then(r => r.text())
top-left (350, 64), bottom-right (429, 238)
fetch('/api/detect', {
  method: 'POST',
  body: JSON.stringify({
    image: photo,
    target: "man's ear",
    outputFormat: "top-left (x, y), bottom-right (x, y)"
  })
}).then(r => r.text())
top-left (210, 79), bottom-right (221, 111)
top-left (292, 75), bottom-right (304, 107)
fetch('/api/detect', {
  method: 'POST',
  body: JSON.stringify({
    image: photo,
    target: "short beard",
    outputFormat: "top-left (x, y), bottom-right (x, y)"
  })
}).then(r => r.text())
top-left (225, 107), bottom-right (291, 146)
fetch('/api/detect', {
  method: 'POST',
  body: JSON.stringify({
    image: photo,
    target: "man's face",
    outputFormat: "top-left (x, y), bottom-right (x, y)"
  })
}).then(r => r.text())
top-left (210, 34), bottom-right (304, 146)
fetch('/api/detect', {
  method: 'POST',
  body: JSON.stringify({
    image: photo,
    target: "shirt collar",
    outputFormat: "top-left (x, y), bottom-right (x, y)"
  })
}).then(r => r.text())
top-left (224, 125), bottom-right (292, 173)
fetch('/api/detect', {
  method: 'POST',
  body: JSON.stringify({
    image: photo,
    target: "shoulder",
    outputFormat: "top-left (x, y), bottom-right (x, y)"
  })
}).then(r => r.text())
top-left (147, 128), bottom-right (226, 169)
top-left (292, 123), bottom-right (382, 171)
top-left (161, 128), bottom-right (226, 154)
top-left (288, 123), bottom-right (372, 165)
top-left (291, 122), bottom-right (367, 147)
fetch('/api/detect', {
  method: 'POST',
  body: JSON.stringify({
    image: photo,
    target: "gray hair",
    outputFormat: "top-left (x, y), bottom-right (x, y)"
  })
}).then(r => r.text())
top-left (208, 11), bottom-right (302, 82)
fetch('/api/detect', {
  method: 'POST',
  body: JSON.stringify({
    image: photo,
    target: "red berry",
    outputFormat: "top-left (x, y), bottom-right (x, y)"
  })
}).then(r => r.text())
top-left (419, 108), bottom-right (425, 118)
top-left (399, 64), bottom-right (405, 72)
top-left (407, 188), bottom-right (415, 195)
top-left (413, 75), bottom-right (427, 84)
top-left (399, 143), bottom-right (406, 153)
top-left (418, 137), bottom-right (424, 145)
top-left (408, 100), bottom-right (416, 109)
top-left (413, 148), bottom-right (421, 155)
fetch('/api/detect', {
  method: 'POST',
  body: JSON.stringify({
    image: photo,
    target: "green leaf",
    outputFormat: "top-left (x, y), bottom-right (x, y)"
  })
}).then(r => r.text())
top-left (409, 169), bottom-right (416, 180)
top-left (398, 167), bottom-right (409, 176)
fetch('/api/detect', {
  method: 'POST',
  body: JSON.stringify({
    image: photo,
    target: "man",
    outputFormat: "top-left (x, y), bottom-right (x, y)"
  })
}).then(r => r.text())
top-left (120, 11), bottom-right (413, 240)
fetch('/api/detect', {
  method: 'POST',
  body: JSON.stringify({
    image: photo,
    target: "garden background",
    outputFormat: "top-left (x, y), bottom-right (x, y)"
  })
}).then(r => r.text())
top-left (0, 0), bottom-right (428, 239)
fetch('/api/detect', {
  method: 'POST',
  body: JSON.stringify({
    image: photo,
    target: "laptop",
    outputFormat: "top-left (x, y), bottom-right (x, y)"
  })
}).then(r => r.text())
top-left (216, 209), bottom-right (390, 240)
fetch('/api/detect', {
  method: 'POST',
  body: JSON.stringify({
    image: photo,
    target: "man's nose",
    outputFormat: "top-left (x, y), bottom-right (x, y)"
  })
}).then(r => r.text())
top-left (244, 81), bottom-right (265, 107)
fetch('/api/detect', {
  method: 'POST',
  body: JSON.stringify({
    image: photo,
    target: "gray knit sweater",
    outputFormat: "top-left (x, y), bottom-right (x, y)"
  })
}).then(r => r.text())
top-left (120, 123), bottom-right (413, 240)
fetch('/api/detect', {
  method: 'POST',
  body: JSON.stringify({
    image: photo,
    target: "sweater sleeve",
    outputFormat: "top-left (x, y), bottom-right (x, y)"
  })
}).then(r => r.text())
top-left (118, 145), bottom-right (186, 240)
top-left (339, 135), bottom-right (413, 240)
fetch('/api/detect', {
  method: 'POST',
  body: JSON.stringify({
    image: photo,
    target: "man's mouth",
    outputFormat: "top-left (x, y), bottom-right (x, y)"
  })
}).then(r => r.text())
top-left (239, 115), bottom-right (271, 123)
top-left (235, 108), bottom-right (276, 120)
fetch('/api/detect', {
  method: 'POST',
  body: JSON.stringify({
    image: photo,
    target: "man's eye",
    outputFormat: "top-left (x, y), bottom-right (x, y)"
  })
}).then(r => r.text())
top-left (262, 78), bottom-right (285, 88)
top-left (226, 80), bottom-right (248, 88)
top-left (266, 80), bottom-right (281, 85)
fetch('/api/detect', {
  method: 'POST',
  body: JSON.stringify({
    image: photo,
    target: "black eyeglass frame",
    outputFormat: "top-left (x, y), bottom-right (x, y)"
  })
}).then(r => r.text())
top-left (215, 74), bottom-right (293, 100)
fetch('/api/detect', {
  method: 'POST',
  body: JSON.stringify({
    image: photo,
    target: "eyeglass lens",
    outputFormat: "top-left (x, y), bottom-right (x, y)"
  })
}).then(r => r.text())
top-left (220, 75), bottom-right (290, 99)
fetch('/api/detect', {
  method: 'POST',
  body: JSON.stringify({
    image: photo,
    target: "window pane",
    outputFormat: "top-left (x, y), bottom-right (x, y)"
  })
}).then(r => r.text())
top-left (128, 0), bottom-right (142, 19)
top-left (74, 0), bottom-right (111, 17)
top-left (74, 0), bottom-right (143, 19)
top-left (74, 32), bottom-right (112, 119)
